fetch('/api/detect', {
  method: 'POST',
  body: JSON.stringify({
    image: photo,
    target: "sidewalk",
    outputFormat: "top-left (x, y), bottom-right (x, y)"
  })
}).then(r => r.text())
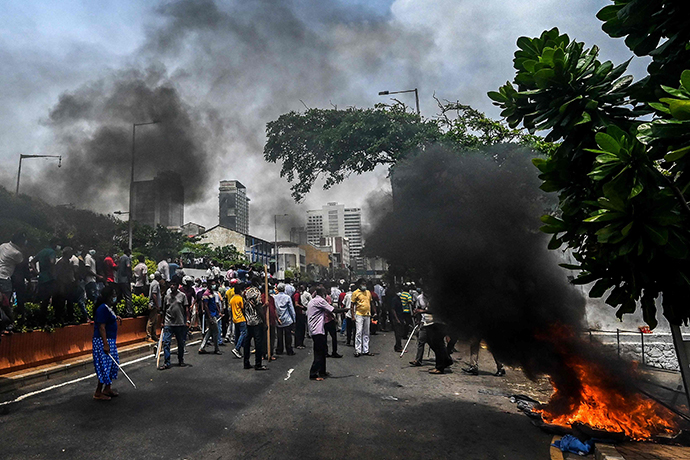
top-left (551, 436), bottom-right (690, 460)
top-left (0, 331), bottom-right (201, 397)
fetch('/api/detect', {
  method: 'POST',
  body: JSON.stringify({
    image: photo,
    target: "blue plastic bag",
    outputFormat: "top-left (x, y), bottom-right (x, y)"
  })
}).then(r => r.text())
top-left (552, 435), bottom-right (594, 456)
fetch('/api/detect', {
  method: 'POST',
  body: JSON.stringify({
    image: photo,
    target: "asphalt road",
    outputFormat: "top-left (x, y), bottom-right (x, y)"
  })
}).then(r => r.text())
top-left (0, 330), bottom-right (552, 459)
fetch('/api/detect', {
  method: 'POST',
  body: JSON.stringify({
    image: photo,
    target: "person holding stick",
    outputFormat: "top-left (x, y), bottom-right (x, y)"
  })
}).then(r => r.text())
top-left (92, 284), bottom-right (122, 401)
top-left (307, 285), bottom-right (348, 381)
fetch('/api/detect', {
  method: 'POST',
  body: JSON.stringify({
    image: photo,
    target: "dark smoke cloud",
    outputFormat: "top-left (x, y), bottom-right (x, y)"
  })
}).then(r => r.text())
top-left (19, 0), bottom-right (433, 236)
top-left (365, 145), bottom-right (591, 381)
top-left (23, 66), bottom-right (219, 211)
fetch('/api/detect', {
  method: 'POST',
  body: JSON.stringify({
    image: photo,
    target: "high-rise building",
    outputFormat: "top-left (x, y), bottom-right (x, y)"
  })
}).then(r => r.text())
top-left (219, 180), bottom-right (250, 234)
top-left (131, 171), bottom-right (184, 228)
top-left (306, 202), bottom-right (363, 269)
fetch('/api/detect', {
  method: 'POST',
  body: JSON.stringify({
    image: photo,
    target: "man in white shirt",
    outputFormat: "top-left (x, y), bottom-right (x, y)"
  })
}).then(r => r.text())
top-left (84, 249), bottom-right (99, 303)
top-left (158, 258), bottom-right (170, 282)
top-left (0, 232), bottom-right (27, 330)
top-left (133, 256), bottom-right (148, 296)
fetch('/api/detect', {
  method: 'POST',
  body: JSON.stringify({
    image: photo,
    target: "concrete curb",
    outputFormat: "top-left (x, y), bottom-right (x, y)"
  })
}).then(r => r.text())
top-left (0, 332), bottom-right (202, 395)
top-left (595, 444), bottom-right (625, 460)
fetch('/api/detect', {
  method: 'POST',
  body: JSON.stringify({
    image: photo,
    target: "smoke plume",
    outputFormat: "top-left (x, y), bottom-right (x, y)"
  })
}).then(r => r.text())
top-left (364, 145), bottom-right (638, 410)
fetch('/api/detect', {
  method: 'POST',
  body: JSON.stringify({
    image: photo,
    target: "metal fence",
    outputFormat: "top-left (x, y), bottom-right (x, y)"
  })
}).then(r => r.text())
top-left (586, 329), bottom-right (680, 371)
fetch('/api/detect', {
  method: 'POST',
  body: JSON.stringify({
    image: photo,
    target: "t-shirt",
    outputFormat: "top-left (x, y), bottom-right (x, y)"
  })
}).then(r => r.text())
top-left (84, 254), bottom-right (97, 284)
top-left (230, 294), bottom-right (245, 323)
top-left (93, 303), bottom-right (118, 339)
top-left (148, 279), bottom-right (161, 309)
top-left (243, 286), bottom-right (263, 326)
top-left (35, 247), bottom-right (56, 284)
top-left (399, 291), bottom-right (413, 313)
top-left (116, 255), bottom-right (131, 284)
top-left (157, 260), bottom-right (170, 282)
top-left (133, 262), bottom-right (148, 287)
top-left (168, 263), bottom-right (179, 279)
top-left (103, 256), bottom-right (117, 283)
top-left (351, 289), bottom-right (372, 316)
top-left (202, 289), bottom-right (219, 318)
top-left (224, 287), bottom-right (235, 307)
top-left (55, 257), bottom-right (75, 284)
top-left (163, 290), bottom-right (189, 326)
top-left (0, 242), bottom-right (23, 280)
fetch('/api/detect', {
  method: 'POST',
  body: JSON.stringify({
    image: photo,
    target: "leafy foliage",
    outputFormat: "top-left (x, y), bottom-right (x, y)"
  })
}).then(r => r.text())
top-left (491, 4), bottom-right (690, 327)
top-left (264, 102), bottom-right (556, 201)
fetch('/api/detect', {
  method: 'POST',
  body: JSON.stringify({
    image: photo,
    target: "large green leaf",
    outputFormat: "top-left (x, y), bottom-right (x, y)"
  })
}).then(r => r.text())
top-left (595, 132), bottom-right (621, 154)
top-left (667, 99), bottom-right (690, 120)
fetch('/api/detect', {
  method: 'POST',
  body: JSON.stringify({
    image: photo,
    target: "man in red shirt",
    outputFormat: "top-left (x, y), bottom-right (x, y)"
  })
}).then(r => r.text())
top-left (103, 252), bottom-right (118, 290)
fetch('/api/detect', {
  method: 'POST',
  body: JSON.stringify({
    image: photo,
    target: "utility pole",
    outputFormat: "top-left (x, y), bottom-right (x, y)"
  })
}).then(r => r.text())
top-left (378, 88), bottom-right (420, 115)
top-left (16, 154), bottom-right (62, 195)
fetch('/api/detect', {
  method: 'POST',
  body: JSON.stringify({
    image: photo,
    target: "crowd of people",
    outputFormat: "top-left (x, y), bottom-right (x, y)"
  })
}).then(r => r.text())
top-left (0, 231), bottom-right (504, 400)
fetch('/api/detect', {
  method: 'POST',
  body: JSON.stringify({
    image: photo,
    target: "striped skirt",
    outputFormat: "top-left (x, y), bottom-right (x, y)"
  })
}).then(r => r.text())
top-left (92, 337), bottom-right (119, 385)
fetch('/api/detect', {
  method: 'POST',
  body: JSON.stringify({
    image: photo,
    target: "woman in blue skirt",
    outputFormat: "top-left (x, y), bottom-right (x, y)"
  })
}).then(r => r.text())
top-left (92, 284), bottom-right (122, 401)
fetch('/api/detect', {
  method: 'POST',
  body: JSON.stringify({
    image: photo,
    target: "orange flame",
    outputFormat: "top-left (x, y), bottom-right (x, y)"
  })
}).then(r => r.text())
top-left (536, 350), bottom-right (678, 440)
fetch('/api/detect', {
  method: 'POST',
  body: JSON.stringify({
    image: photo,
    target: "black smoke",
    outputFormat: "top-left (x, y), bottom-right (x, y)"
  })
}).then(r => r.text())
top-left (365, 144), bottom-right (624, 408)
top-left (27, 66), bottom-right (219, 210)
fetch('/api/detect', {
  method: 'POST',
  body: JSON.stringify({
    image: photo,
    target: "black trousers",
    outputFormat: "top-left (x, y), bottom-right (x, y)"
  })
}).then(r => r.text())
top-left (325, 320), bottom-right (338, 355)
top-left (276, 324), bottom-right (293, 353)
top-left (295, 314), bottom-right (307, 347)
top-left (244, 324), bottom-right (263, 368)
top-left (393, 319), bottom-right (405, 350)
top-left (310, 333), bottom-right (327, 378)
top-left (427, 324), bottom-right (453, 371)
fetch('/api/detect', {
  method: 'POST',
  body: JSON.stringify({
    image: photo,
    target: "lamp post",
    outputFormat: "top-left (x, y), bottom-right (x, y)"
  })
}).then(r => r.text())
top-left (274, 214), bottom-right (288, 277)
top-left (128, 120), bottom-right (161, 250)
top-left (378, 88), bottom-right (420, 115)
top-left (16, 154), bottom-right (62, 195)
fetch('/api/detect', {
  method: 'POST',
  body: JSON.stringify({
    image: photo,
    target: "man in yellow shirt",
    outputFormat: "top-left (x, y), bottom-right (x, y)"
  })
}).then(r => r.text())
top-left (350, 278), bottom-right (374, 357)
top-left (230, 283), bottom-right (246, 359)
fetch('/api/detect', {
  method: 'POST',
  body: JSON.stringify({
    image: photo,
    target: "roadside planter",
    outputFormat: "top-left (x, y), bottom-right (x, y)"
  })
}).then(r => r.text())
top-left (0, 317), bottom-right (150, 375)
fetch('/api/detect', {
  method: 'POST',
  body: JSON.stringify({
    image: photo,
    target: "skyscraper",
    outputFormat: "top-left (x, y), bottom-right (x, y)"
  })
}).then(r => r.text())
top-left (131, 171), bottom-right (184, 228)
top-left (307, 202), bottom-right (363, 269)
top-left (219, 180), bottom-right (250, 234)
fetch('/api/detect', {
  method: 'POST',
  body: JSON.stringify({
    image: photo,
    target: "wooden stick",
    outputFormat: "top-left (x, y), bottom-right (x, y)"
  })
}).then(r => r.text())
top-left (155, 320), bottom-right (164, 368)
top-left (264, 264), bottom-right (271, 360)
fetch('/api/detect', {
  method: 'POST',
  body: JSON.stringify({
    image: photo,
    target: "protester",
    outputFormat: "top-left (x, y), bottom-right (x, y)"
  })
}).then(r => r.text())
top-left (103, 251), bottom-right (117, 289)
top-left (463, 338), bottom-right (505, 377)
top-left (294, 284), bottom-right (309, 349)
top-left (54, 246), bottom-right (77, 324)
top-left (33, 238), bottom-right (59, 323)
top-left (116, 248), bottom-right (133, 316)
top-left (262, 284), bottom-right (278, 361)
top-left (198, 278), bottom-right (222, 355)
top-left (132, 256), bottom-right (148, 296)
top-left (0, 231), bottom-right (27, 331)
top-left (146, 273), bottom-right (162, 342)
top-left (351, 278), bottom-right (374, 357)
top-left (410, 287), bottom-right (431, 367)
top-left (230, 283), bottom-right (247, 359)
top-left (273, 283), bottom-right (295, 355)
top-left (242, 282), bottom-right (267, 370)
top-left (388, 283), bottom-right (405, 353)
top-left (307, 286), bottom-right (346, 381)
top-left (84, 249), bottom-right (99, 303)
top-left (343, 284), bottom-right (355, 346)
top-left (157, 258), bottom-right (170, 282)
top-left (92, 285), bottom-right (122, 401)
top-left (399, 286), bottom-right (413, 338)
top-left (159, 281), bottom-right (190, 370)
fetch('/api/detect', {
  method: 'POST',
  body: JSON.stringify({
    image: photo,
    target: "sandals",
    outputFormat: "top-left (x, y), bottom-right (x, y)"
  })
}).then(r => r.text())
top-left (103, 389), bottom-right (119, 397)
top-left (93, 393), bottom-right (111, 401)
top-left (428, 368), bottom-right (444, 374)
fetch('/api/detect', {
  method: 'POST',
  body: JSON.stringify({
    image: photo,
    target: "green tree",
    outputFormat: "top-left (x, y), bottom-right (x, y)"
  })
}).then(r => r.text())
top-left (264, 102), bottom-right (553, 202)
top-left (490, 1), bottom-right (690, 327)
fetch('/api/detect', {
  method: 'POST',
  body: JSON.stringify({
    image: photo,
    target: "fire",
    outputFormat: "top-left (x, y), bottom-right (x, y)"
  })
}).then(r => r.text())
top-left (537, 350), bottom-right (679, 440)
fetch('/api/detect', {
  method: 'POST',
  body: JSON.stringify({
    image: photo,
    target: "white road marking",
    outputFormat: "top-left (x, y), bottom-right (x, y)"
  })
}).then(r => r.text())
top-left (284, 368), bottom-right (294, 381)
top-left (0, 340), bottom-right (201, 406)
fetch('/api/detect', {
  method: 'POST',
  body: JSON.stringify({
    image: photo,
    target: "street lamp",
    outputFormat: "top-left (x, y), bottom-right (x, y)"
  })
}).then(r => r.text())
top-left (378, 88), bottom-right (420, 115)
top-left (16, 154), bottom-right (62, 195)
top-left (128, 120), bottom-right (161, 250)
top-left (274, 214), bottom-right (289, 277)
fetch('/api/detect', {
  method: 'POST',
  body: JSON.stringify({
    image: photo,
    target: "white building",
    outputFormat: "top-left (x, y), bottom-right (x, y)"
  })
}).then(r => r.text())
top-left (306, 202), bottom-right (363, 269)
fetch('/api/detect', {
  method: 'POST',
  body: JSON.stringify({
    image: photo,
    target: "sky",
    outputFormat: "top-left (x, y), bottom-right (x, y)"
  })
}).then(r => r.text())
top-left (0, 0), bottom-right (648, 242)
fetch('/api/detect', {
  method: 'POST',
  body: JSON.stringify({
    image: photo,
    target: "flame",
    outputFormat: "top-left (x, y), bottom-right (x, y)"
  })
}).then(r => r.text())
top-left (536, 328), bottom-right (679, 441)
